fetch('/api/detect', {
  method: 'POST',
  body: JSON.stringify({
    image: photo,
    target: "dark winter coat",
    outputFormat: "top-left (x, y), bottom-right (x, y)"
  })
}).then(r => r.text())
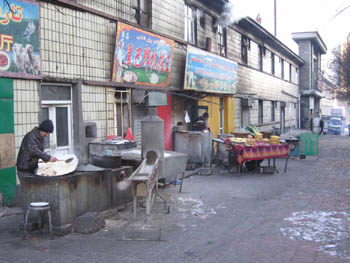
top-left (16, 127), bottom-right (51, 173)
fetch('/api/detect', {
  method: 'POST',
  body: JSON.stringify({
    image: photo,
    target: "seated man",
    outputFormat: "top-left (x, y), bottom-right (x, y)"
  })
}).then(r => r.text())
top-left (192, 112), bottom-right (209, 131)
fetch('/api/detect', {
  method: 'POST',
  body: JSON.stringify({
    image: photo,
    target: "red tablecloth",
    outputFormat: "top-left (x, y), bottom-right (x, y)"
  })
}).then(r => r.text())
top-left (225, 140), bottom-right (289, 165)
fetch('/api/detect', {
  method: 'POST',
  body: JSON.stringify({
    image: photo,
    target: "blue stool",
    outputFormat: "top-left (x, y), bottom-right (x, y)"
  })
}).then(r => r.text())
top-left (23, 202), bottom-right (53, 240)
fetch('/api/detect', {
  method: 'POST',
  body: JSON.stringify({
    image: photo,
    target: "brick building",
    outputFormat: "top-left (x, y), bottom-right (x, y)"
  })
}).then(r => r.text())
top-left (0, 0), bottom-right (305, 205)
top-left (292, 32), bottom-right (327, 129)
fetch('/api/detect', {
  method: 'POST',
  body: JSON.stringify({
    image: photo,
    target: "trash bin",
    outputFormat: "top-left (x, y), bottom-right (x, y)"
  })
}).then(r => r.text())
top-left (286, 138), bottom-right (300, 158)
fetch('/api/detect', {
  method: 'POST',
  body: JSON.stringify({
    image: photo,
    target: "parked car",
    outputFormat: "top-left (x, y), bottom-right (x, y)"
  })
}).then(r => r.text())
top-left (328, 118), bottom-right (342, 135)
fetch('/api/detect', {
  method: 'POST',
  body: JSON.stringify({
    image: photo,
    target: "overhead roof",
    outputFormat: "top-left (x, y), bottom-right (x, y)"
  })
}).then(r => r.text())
top-left (292, 32), bottom-right (327, 55)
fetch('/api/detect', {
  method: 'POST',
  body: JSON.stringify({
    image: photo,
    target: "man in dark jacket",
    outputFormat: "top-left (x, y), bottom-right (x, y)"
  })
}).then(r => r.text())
top-left (192, 112), bottom-right (209, 131)
top-left (16, 119), bottom-right (58, 176)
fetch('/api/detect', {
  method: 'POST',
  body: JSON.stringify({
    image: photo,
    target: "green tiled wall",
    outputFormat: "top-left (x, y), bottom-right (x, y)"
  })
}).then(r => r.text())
top-left (0, 167), bottom-right (16, 206)
top-left (0, 78), bottom-right (15, 206)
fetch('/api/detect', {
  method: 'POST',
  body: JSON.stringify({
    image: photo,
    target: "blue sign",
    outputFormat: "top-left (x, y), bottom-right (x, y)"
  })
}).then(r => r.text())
top-left (184, 46), bottom-right (238, 94)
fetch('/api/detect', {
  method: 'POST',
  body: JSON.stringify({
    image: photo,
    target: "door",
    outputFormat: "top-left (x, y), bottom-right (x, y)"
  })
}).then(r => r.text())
top-left (42, 105), bottom-right (72, 155)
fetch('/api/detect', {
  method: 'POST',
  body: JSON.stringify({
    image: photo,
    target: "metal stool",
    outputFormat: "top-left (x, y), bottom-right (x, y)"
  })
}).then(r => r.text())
top-left (23, 202), bottom-right (53, 240)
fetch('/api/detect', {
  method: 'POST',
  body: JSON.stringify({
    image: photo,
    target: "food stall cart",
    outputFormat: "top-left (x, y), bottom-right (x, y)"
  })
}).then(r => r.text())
top-left (224, 138), bottom-right (290, 174)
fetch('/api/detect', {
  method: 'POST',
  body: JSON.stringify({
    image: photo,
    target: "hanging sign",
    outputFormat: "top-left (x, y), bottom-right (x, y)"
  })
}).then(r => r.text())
top-left (184, 45), bottom-right (238, 94)
top-left (0, 0), bottom-right (41, 79)
top-left (112, 22), bottom-right (174, 87)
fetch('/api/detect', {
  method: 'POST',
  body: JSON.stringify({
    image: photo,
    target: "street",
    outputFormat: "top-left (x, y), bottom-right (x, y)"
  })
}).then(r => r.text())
top-left (1, 134), bottom-right (350, 263)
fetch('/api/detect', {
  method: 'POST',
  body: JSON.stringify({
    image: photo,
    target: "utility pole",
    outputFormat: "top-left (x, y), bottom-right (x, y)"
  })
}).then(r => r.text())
top-left (274, 0), bottom-right (277, 37)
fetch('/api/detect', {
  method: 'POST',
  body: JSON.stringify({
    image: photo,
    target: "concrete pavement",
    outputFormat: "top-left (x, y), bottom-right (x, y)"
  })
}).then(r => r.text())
top-left (1, 134), bottom-right (350, 262)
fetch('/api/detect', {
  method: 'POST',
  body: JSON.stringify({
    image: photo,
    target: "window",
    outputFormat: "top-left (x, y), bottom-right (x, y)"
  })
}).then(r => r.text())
top-left (271, 101), bottom-right (275, 122)
top-left (184, 5), bottom-right (196, 44)
top-left (258, 100), bottom-right (263, 124)
top-left (258, 45), bottom-right (264, 71)
top-left (295, 68), bottom-right (298, 83)
top-left (132, 0), bottom-right (150, 27)
top-left (281, 58), bottom-right (284, 79)
top-left (289, 64), bottom-right (292, 82)
top-left (271, 53), bottom-right (275, 75)
top-left (217, 25), bottom-right (226, 56)
top-left (241, 36), bottom-right (250, 64)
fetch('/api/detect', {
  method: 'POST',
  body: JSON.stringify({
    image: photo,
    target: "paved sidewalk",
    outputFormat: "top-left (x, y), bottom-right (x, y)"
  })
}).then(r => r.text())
top-left (1, 134), bottom-right (350, 263)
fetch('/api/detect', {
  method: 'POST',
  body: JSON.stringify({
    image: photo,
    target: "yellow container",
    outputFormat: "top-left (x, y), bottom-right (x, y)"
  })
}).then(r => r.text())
top-left (254, 132), bottom-right (263, 141)
top-left (270, 135), bottom-right (280, 144)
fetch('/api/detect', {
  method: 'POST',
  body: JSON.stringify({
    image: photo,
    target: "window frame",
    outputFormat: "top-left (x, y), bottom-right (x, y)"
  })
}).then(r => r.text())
top-left (241, 36), bottom-right (249, 64)
top-left (271, 53), bottom-right (275, 75)
top-left (258, 45), bottom-right (264, 71)
top-left (184, 5), bottom-right (197, 45)
top-left (217, 25), bottom-right (226, 56)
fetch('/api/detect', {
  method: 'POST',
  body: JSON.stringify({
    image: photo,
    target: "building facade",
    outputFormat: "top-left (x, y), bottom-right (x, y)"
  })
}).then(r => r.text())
top-left (0, 0), bottom-right (304, 205)
top-left (292, 32), bottom-right (327, 129)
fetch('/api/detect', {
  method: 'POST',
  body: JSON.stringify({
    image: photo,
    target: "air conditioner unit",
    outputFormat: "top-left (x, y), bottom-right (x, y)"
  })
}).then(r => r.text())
top-left (241, 98), bottom-right (252, 107)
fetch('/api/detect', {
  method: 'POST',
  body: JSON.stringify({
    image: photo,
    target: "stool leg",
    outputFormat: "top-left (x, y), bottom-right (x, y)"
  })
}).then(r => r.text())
top-left (23, 209), bottom-right (30, 240)
top-left (179, 172), bottom-right (184, 193)
top-left (38, 211), bottom-right (42, 233)
top-left (133, 196), bottom-right (137, 219)
top-left (48, 209), bottom-right (53, 240)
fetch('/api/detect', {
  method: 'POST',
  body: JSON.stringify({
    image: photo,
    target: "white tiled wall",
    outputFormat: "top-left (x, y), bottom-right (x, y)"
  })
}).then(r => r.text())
top-left (13, 80), bottom-right (40, 156)
top-left (40, 2), bottom-right (116, 80)
top-left (81, 85), bottom-right (115, 139)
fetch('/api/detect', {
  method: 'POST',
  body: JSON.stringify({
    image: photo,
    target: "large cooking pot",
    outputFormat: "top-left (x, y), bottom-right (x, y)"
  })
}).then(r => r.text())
top-left (90, 153), bottom-right (122, 168)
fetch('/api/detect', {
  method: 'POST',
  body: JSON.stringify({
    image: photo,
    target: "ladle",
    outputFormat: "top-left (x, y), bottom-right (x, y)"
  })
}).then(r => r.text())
top-left (63, 158), bottom-right (74, 163)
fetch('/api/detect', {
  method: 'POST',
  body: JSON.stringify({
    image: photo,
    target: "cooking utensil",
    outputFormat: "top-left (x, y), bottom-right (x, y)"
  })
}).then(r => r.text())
top-left (64, 157), bottom-right (74, 163)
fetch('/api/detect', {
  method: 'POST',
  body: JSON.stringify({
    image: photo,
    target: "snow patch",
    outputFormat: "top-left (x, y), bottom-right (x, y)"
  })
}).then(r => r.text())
top-left (280, 211), bottom-right (350, 258)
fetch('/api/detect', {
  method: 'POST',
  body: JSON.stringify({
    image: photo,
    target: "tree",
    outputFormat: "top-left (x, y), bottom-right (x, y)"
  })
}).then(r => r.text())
top-left (329, 41), bottom-right (350, 101)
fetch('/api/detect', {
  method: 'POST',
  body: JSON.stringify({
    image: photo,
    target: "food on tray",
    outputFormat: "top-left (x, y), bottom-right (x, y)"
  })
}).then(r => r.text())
top-left (270, 135), bottom-right (280, 144)
top-left (246, 138), bottom-right (256, 146)
top-left (230, 137), bottom-right (246, 143)
top-left (37, 167), bottom-right (57, 177)
top-left (149, 73), bottom-right (158, 84)
top-left (36, 155), bottom-right (78, 176)
top-left (254, 132), bottom-right (263, 141)
top-left (0, 51), bottom-right (10, 71)
top-left (123, 71), bottom-right (138, 83)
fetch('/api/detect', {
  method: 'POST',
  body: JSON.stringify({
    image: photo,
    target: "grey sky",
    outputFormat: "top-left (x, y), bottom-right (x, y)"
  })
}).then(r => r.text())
top-left (230, 0), bottom-right (350, 69)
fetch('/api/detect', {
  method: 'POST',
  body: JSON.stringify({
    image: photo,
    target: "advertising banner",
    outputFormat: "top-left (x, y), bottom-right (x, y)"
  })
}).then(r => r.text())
top-left (0, 0), bottom-right (41, 79)
top-left (184, 46), bottom-right (238, 94)
top-left (112, 22), bottom-right (174, 87)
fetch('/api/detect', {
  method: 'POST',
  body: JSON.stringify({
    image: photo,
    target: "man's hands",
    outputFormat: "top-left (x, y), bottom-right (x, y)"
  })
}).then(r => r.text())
top-left (49, 156), bottom-right (58, 162)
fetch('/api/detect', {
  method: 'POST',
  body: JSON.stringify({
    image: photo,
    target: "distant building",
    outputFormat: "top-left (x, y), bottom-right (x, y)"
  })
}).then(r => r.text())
top-left (292, 32), bottom-right (327, 129)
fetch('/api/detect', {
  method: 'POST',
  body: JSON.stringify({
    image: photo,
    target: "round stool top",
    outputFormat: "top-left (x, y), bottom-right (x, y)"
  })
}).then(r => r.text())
top-left (30, 202), bottom-right (49, 207)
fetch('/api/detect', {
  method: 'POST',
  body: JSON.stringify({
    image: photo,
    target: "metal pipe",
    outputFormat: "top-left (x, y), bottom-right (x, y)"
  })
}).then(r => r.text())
top-left (274, 0), bottom-right (277, 37)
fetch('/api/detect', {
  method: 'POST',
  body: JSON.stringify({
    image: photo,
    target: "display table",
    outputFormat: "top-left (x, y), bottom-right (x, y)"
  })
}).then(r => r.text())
top-left (224, 140), bottom-right (290, 173)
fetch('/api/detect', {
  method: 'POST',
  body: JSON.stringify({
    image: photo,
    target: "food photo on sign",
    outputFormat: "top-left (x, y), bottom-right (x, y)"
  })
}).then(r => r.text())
top-left (0, 0), bottom-right (41, 79)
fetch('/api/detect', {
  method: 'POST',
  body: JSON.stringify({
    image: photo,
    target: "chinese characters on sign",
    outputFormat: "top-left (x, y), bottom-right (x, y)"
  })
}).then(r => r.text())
top-left (0, 0), bottom-right (41, 79)
top-left (112, 22), bottom-right (174, 87)
top-left (184, 46), bottom-right (238, 94)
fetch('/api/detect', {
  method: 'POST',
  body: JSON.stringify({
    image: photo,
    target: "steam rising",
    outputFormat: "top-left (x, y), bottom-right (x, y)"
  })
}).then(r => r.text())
top-left (216, 0), bottom-right (249, 28)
